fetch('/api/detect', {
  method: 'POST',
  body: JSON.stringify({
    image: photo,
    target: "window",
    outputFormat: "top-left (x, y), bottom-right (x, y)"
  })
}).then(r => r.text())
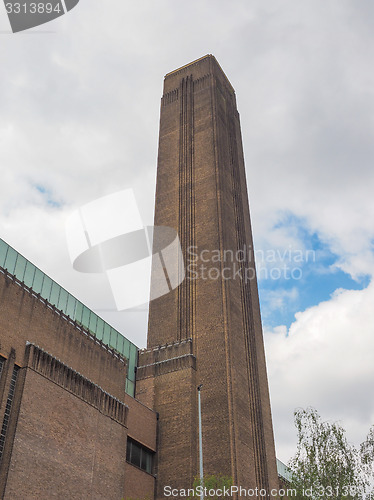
top-left (4, 247), bottom-right (17, 274)
top-left (57, 289), bottom-right (68, 312)
top-left (65, 294), bottom-right (76, 319)
top-left (32, 269), bottom-right (44, 293)
top-left (14, 255), bottom-right (27, 281)
top-left (41, 275), bottom-right (52, 300)
top-left (81, 306), bottom-right (91, 329)
top-left (49, 282), bottom-right (61, 307)
top-left (25, 263), bottom-right (37, 289)
top-left (126, 438), bottom-right (154, 474)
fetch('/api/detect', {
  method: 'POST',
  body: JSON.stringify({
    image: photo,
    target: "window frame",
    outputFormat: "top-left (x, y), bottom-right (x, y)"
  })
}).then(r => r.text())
top-left (126, 437), bottom-right (154, 475)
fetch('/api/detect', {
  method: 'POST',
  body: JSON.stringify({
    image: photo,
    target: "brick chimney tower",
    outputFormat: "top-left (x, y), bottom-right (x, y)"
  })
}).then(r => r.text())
top-left (137, 55), bottom-right (278, 498)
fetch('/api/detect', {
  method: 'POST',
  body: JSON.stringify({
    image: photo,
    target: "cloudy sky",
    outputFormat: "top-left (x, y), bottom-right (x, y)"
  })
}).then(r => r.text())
top-left (1, 0), bottom-right (374, 464)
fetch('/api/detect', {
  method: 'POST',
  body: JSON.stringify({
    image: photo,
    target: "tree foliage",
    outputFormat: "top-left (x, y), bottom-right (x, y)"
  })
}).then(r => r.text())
top-left (288, 408), bottom-right (374, 499)
top-left (188, 475), bottom-right (233, 499)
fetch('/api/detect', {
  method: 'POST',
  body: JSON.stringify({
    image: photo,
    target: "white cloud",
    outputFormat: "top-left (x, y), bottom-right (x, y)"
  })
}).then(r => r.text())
top-left (261, 287), bottom-right (299, 314)
top-left (265, 280), bottom-right (374, 462)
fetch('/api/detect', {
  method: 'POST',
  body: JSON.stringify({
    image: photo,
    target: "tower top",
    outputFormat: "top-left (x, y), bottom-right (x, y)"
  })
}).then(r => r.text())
top-left (163, 54), bottom-right (235, 94)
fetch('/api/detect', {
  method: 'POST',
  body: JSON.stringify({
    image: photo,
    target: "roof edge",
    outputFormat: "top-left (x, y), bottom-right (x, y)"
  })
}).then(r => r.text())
top-left (164, 54), bottom-right (235, 93)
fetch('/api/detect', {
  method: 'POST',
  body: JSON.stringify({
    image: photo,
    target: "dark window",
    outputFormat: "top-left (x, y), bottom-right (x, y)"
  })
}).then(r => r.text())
top-left (126, 437), bottom-right (154, 474)
top-left (140, 451), bottom-right (147, 470)
top-left (131, 442), bottom-right (141, 468)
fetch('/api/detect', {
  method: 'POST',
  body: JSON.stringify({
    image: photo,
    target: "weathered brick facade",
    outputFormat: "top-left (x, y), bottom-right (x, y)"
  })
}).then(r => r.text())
top-left (137, 55), bottom-right (279, 497)
top-left (0, 268), bottom-right (157, 499)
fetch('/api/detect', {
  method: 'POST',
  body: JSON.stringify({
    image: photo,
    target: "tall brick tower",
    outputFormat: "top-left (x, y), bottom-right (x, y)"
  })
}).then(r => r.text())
top-left (136, 55), bottom-right (278, 497)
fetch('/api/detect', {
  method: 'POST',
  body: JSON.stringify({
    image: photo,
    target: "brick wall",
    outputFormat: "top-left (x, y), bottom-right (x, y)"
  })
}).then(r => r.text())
top-left (3, 345), bottom-right (127, 499)
top-left (0, 269), bottom-right (126, 400)
top-left (0, 269), bottom-right (157, 499)
top-left (137, 341), bottom-right (197, 498)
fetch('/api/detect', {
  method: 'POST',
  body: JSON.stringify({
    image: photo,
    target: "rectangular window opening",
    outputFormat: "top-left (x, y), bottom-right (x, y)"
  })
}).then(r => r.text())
top-left (126, 437), bottom-right (154, 475)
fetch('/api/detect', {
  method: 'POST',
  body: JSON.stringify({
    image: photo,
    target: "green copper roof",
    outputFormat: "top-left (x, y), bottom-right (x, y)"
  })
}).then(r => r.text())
top-left (0, 238), bottom-right (137, 397)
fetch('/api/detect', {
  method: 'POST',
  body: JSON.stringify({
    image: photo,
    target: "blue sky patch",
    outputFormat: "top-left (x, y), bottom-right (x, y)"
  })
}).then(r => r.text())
top-left (35, 184), bottom-right (62, 208)
top-left (257, 213), bottom-right (371, 329)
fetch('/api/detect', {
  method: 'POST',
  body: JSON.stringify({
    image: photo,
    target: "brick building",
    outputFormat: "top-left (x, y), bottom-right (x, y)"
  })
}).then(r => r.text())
top-left (0, 56), bottom-right (288, 499)
top-left (0, 238), bottom-right (157, 499)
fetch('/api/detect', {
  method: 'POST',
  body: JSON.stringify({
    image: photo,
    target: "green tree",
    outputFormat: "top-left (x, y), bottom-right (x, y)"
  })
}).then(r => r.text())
top-left (360, 425), bottom-right (374, 488)
top-left (288, 408), bottom-right (373, 499)
top-left (188, 475), bottom-right (233, 499)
